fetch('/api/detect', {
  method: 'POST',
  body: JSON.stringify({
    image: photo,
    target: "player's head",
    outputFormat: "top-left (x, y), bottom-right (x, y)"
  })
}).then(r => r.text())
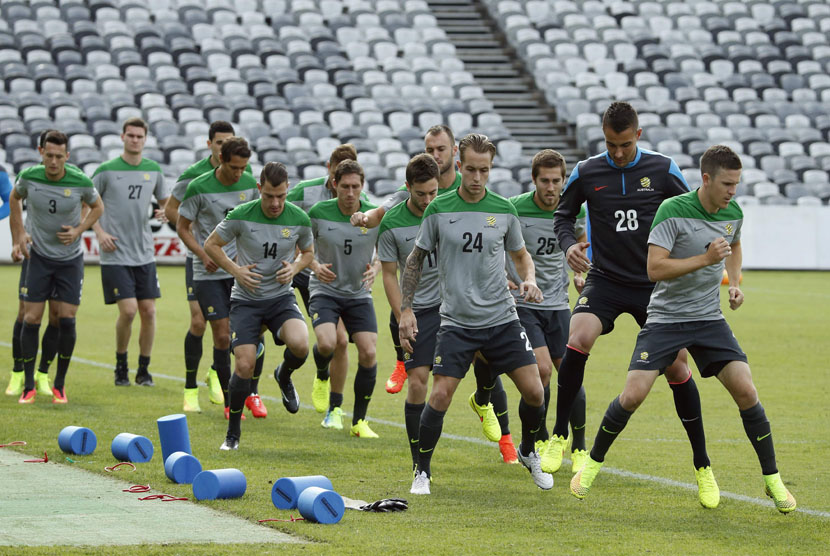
top-left (121, 117), bottom-right (148, 156)
top-left (38, 129), bottom-right (60, 150)
top-left (424, 125), bottom-right (457, 177)
top-left (458, 133), bottom-right (495, 199)
top-left (326, 143), bottom-right (358, 188)
top-left (259, 161), bottom-right (289, 218)
top-left (40, 130), bottom-right (69, 180)
top-left (405, 153), bottom-right (440, 215)
top-left (602, 101), bottom-right (642, 168)
top-left (333, 159), bottom-right (364, 212)
top-left (207, 121), bottom-right (235, 161)
top-left (531, 149), bottom-right (567, 210)
top-left (700, 144), bottom-right (742, 210)
top-left (218, 137), bottom-right (251, 183)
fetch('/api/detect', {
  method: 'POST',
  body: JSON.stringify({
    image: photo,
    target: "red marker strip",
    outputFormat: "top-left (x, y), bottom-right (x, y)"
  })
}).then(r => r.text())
top-left (137, 494), bottom-right (188, 502)
top-left (258, 515), bottom-right (306, 523)
top-left (105, 462), bottom-right (136, 472)
top-left (0, 441), bottom-right (27, 447)
top-left (24, 451), bottom-right (48, 463)
top-left (123, 485), bottom-right (151, 493)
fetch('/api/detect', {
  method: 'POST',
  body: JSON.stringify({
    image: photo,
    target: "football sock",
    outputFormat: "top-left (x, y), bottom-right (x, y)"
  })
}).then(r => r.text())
top-left (537, 384), bottom-right (551, 441)
top-left (313, 344), bottom-right (332, 381)
top-left (12, 319), bottom-right (23, 372)
top-left (184, 331), bottom-right (203, 388)
top-left (21, 321), bottom-right (40, 392)
top-left (740, 402), bottom-right (778, 475)
top-left (53, 318), bottom-right (76, 391)
top-left (490, 376), bottom-right (510, 436)
top-left (417, 403), bottom-right (445, 477)
top-left (227, 374), bottom-right (250, 439)
top-left (552, 346), bottom-right (589, 438)
top-left (213, 347), bottom-right (231, 407)
top-left (116, 351), bottom-right (127, 370)
top-left (250, 341), bottom-right (265, 394)
top-left (404, 402), bottom-right (425, 468)
top-left (38, 324), bottom-right (59, 373)
top-left (570, 386), bottom-right (587, 451)
top-left (329, 392), bottom-right (344, 411)
top-left (473, 358), bottom-right (493, 406)
top-left (137, 354), bottom-right (150, 374)
top-left (518, 399), bottom-right (545, 456)
top-left (278, 347), bottom-right (307, 381)
top-left (352, 364), bottom-right (377, 424)
top-left (590, 396), bottom-right (632, 463)
top-left (670, 375), bottom-right (710, 469)
top-left (389, 313), bottom-right (404, 362)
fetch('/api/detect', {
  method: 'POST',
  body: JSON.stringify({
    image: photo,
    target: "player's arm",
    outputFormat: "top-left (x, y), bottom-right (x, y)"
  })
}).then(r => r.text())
top-left (508, 246), bottom-right (543, 303)
top-left (724, 240), bottom-right (743, 310)
top-left (362, 252), bottom-right (381, 290)
top-left (164, 196), bottom-right (181, 224)
top-left (203, 229), bottom-right (261, 291)
top-left (350, 206), bottom-right (386, 228)
top-left (59, 197), bottom-right (103, 246)
top-left (9, 188), bottom-right (28, 259)
top-left (647, 239), bottom-right (732, 282)
top-left (555, 173), bottom-right (591, 273)
top-left (398, 245), bottom-right (428, 353)
top-left (154, 196), bottom-right (169, 222)
top-left (176, 213), bottom-right (218, 272)
top-left (381, 260), bottom-right (402, 322)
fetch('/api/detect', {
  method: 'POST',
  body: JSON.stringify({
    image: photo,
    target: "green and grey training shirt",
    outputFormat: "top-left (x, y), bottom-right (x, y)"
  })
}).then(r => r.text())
top-left (380, 171), bottom-right (462, 212)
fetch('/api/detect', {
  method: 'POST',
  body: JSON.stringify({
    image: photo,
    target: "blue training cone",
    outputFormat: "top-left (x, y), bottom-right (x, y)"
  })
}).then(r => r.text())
top-left (297, 487), bottom-right (345, 524)
top-left (272, 475), bottom-right (333, 509)
top-left (164, 451), bottom-right (202, 484)
top-left (111, 433), bottom-right (154, 463)
top-left (58, 426), bottom-right (96, 455)
top-left (157, 414), bottom-right (191, 464)
top-left (192, 469), bottom-right (246, 501)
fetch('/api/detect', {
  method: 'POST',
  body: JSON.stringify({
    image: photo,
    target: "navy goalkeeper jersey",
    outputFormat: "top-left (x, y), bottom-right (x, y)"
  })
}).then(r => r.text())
top-left (554, 148), bottom-right (689, 287)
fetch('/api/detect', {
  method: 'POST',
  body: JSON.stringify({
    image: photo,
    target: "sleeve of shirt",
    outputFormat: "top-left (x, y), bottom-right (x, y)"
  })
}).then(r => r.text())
top-left (647, 218), bottom-right (677, 252)
top-left (171, 179), bottom-right (188, 201)
top-left (377, 228), bottom-right (398, 262)
top-left (214, 217), bottom-right (237, 243)
top-left (504, 213), bottom-right (525, 252)
top-left (178, 194), bottom-right (198, 221)
top-left (733, 221), bottom-right (742, 243)
top-left (92, 171), bottom-right (106, 197)
top-left (381, 189), bottom-right (408, 212)
top-left (297, 224), bottom-right (313, 250)
top-left (154, 173), bottom-right (168, 200)
top-left (665, 157), bottom-right (690, 196)
top-left (415, 212), bottom-right (437, 252)
top-left (311, 216), bottom-right (319, 240)
top-left (554, 162), bottom-right (585, 254)
top-left (13, 175), bottom-right (28, 199)
top-left (82, 185), bottom-right (99, 204)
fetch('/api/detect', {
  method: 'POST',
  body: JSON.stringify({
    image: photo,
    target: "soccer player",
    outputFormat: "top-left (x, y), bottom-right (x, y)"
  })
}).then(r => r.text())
top-left (164, 122), bottom-right (264, 414)
top-left (177, 137), bottom-right (259, 420)
top-left (91, 117), bottom-right (168, 387)
top-left (286, 144), bottom-right (364, 416)
top-left (547, 102), bottom-right (711, 502)
top-left (377, 153), bottom-right (440, 469)
top-left (399, 134), bottom-right (551, 495)
top-left (308, 160), bottom-right (381, 437)
top-left (9, 130), bottom-right (103, 403)
top-left (351, 125), bottom-right (462, 395)
top-left (571, 145), bottom-right (796, 513)
top-left (204, 162), bottom-right (313, 450)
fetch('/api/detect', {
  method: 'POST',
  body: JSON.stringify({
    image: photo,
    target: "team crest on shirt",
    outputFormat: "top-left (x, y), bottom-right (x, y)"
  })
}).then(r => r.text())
top-left (359, 226), bottom-right (368, 235)
top-left (64, 188), bottom-right (71, 197)
top-left (239, 192), bottom-right (246, 201)
top-left (637, 177), bottom-right (653, 192)
top-left (143, 173), bottom-right (151, 181)
top-left (725, 223), bottom-right (734, 235)
top-left (281, 228), bottom-right (291, 238)
top-left (485, 215), bottom-right (498, 228)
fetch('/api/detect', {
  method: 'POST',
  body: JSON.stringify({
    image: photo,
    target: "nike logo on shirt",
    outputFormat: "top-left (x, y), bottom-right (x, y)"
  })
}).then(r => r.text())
top-left (449, 218), bottom-right (460, 224)
top-left (594, 186), bottom-right (608, 191)
top-left (405, 236), bottom-right (415, 241)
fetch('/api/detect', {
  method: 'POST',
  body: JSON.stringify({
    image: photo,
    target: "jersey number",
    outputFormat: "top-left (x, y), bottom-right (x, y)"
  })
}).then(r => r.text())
top-left (48, 199), bottom-right (57, 213)
top-left (615, 209), bottom-right (639, 231)
top-left (425, 249), bottom-right (436, 268)
top-left (462, 232), bottom-right (483, 253)
top-left (128, 185), bottom-right (143, 199)
top-left (536, 237), bottom-right (556, 255)
top-left (520, 331), bottom-right (532, 351)
top-left (344, 238), bottom-right (352, 255)
top-left (262, 242), bottom-right (278, 259)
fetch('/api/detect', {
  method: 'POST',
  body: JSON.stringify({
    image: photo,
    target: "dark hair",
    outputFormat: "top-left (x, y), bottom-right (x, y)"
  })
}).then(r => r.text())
top-left (39, 129), bottom-right (60, 148)
top-left (601, 101), bottom-right (639, 134)
top-left (42, 130), bottom-right (69, 148)
top-left (220, 137), bottom-right (251, 162)
top-left (531, 149), bottom-right (566, 180)
top-left (406, 153), bottom-right (440, 185)
top-left (458, 133), bottom-right (496, 163)
top-left (425, 124), bottom-right (455, 147)
top-left (334, 159), bottom-right (364, 184)
top-left (209, 120), bottom-right (235, 140)
top-left (122, 117), bottom-right (148, 133)
top-left (700, 144), bottom-right (742, 178)
top-left (260, 161), bottom-right (288, 188)
top-left (329, 143), bottom-right (358, 167)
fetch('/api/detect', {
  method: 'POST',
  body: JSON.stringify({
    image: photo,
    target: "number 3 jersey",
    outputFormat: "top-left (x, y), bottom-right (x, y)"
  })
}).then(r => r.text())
top-left (308, 198), bottom-right (379, 300)
top-left (554, 148), bottom-right (689, 287)
top-left (215, 199), bottom-right (312, 301)
top-left (92, 157), bottom-right (167, 266)
top-left (178, 170), bottom-right (259, 281)
top-left (416, 189), bottom-right (524, 329)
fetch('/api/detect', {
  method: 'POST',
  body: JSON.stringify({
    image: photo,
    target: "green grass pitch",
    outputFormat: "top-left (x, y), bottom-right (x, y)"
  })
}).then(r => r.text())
top-left (1, 265), bottom-right (828, 554)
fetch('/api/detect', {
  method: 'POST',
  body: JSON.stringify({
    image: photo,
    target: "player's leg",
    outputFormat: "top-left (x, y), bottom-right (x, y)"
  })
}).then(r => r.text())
top-left (350, 330), bottom-right (378, 438)
top-left (312, 316), bottom-right (341, 427)
top-left (412, 373), bottom-right (461, 491)
top-left (385, 310), bottom-right (407, 394)
top-left (6, 299), bottom-right (26, 396)
top-left (245, 337), bottom-right (268, 417)
top-left (469, 357), bottom-right (502, 443)
top-left (663, 349), bottom-right (710, 472)
top-left (19, 300), bottom-right (46, 402)
top-left (49, 300), bottom-right (80, 403)
top-left (329, 320), bottom-right (349, 408)
top-left (184, 258), bottom-right (209, 408)
top-left (133, 264), bottom-right (161, 386)
top-left (114, 297), bottom-right (138, 383)
top-left (506, 363), bottom-right (553, 490)
top-left (222, 343), bottom-right (256, 450)
top-left (194, 279), bottom-right (233, 414)
top-left (36, 301), bottom-right (60, 384)
top-left (404, 365), bottom-right (430, 470)
top-left (209, 317), bottom-right (232, 412)
top-left (271, 297), bottom-right (309, 414)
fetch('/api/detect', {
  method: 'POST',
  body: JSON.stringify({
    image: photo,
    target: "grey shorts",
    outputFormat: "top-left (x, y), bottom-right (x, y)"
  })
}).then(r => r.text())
top-left (193, 278), bottom-right (233, 321)
top-left (629, 320), bottom-right (747, 377)
top-left (517, 306), bottom-right (570, 359)
top-left (309, 294), bottom-right (377, 338)
top-left (230, 294), bottom-right (304, 348)
top-left (432, 319), bottom-right (537, 379)
top-left (101, 262), bottom-right (161, 304)
top-left (23, 249), bottom-right (84, 305)
top-left (404, 305), bottom-right (441, 371)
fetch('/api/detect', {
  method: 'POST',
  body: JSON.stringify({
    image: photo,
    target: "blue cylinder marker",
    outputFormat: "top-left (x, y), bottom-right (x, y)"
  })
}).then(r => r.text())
top-left (111, 433), bottom-right (154, 463)
top-left (58, 426), bottom-right (96, 455)
top-left (156, 414), bottom-right (191, 464)
top-left (164, 451), bottom-right (202, 484)
top-left (271, 475), bottom-right (333, 509)
top-left (192, 469), bottom-right (246, 501)
top-left (297, 487), bottom-right (345, 524)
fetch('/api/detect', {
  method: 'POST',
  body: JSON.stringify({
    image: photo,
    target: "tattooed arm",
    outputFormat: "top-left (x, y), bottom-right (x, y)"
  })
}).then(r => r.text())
top-left (398, 246), bottom-right (427, 353)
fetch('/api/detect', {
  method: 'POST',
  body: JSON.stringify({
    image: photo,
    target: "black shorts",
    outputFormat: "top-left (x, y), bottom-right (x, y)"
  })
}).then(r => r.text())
top-left (292, 272), bottom-right (310, 312)
top-left (193, 278), bottom-right (233, 321)
top-left (404, 305), bottom-right (441, 371)
top-left (432, 320), bottom-right (537, 379)
top-left (101, 263), bottom-right (161, 304)
top-left (517, 307), bottom-right (570, 359)
top-left (309, 294), bottom-right (377, 338)
top-left (572, 272), bottom-right (654, 334)
top-left (23, 249), bottom-right (84, 305)
top-left (629, 320), bottom-right (747, 377)
top-left (185, 257), bottom-right (196, 302)
top-left (230, 295), bottom-right (305, 348)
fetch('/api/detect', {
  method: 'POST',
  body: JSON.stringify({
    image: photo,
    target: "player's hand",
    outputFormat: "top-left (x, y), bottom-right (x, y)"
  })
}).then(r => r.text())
top-left (275, 260), bottom-right (294, 284)
top-left (728, 286), bottom-right (744, 310)
top-left (153, 208), bottom-right (168, 223)
top-left (350, 211), bottom-right (369, 227)
top-left (361, 263), bottom-right (377, 290)
top-left (315, 262), bottom-right (336, 283)
top-left (566, 242), bottom-right (592, 273)
top-left (398, 308), bottom-right (418, 354)
top-left (507, 279), bottom-right (518, 290)
top-left (96, 230), bottom-right (118, 252)
top-left (706, 237), bottom-right (731, 264)
top-left (57, 225), bottom-right (80, 245)
top-left (12, 241), bottom-right (27, 261)
top-left (573, 274), bottom-right (585, 293)
top-left (234, 263), bottom-right (262, 291)
top-left (518, 281), bottom-right (543, 303)
top-left (201, 254), bottom-right (219, 273)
